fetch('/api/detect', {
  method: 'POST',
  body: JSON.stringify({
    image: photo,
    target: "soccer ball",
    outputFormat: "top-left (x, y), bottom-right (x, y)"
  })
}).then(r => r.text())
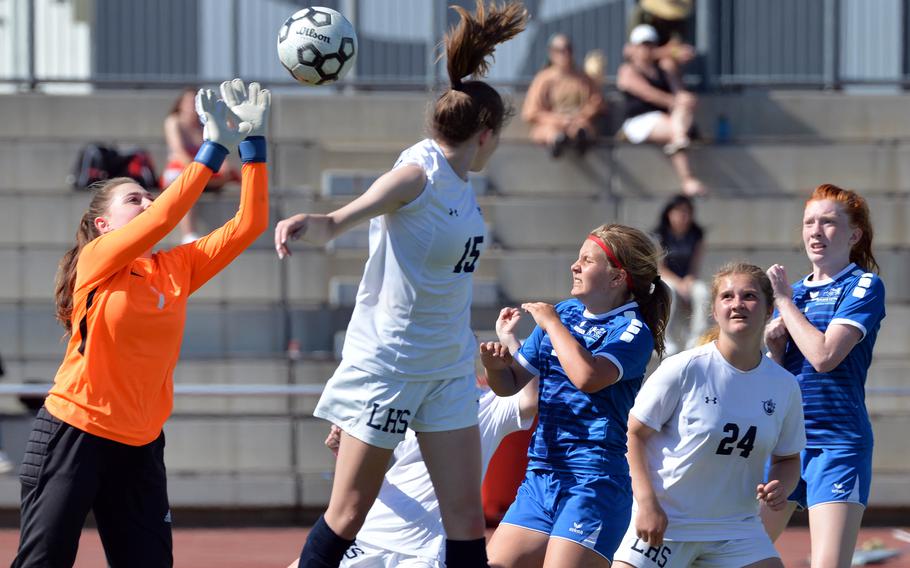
top-left (277, 7), bottom-right (357, 86)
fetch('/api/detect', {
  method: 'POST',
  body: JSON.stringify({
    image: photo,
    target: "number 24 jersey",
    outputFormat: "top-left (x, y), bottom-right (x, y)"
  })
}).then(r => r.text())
top-left (630, 342), bottom-right (806, 541)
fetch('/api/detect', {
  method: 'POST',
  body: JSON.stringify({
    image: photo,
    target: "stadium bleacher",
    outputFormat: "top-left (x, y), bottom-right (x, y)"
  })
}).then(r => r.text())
top-left (0, 88), bottom-right (908, 512)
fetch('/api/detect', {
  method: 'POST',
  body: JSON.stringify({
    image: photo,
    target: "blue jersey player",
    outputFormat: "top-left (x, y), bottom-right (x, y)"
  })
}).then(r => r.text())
top-left (481, 224), bottom-right (671, 567)
top-left (762, 184), bottom-right (885, 568)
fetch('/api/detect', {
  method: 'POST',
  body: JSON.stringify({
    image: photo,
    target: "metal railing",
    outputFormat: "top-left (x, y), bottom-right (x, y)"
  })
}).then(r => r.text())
top-left (5, 0), bottom-right (910, 92)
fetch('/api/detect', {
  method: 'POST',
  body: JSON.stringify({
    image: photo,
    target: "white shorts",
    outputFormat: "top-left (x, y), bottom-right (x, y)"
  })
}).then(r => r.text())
top-left (621, 111), bottom-right (666, 144)
top-left (612, 528), bottom-right (779, 568)
top-left (314, 365), bottom-right (480, 449)
top-left (340, 540), bottom-right (441, 568)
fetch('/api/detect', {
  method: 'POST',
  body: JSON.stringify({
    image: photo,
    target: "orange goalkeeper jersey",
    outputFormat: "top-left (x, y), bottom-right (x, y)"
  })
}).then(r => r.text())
top-left (45, 159), bottom-right (269, 446)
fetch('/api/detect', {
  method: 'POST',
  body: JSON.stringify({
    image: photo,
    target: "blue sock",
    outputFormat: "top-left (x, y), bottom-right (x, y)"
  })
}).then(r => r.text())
top-left (298, 515), bottom-right (354, 568)
top-left (445, 537), bottom-right (489, 568)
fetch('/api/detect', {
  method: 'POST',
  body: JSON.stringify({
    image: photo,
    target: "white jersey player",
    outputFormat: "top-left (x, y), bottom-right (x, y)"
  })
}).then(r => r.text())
top-left (274, 5), bottom-right (529, 566)
top-left (286, 309), bottom-right (535, 568)
top-left (613, 263), bottom-right (806, 568)
top-left (339, 383), bottom-right (536, 568)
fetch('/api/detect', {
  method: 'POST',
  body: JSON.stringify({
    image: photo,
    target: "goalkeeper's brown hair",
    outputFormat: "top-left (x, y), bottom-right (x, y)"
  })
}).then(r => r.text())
top-left (431, 1), bottom-right (528, 145)
top-left (54, 178), bottom-right (132, 334)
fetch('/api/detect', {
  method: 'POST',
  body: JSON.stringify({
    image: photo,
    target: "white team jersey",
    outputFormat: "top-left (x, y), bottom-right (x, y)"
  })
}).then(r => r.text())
top-left (340, 138), bottom-right (487, 381)
top-left (355, 389), bottom-right (533, 557)
top-left (630, 342), bottom-right (806, 541)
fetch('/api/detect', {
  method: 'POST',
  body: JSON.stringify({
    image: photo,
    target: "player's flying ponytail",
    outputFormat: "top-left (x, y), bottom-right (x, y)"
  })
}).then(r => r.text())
top-left (431, 1), bottom-right (528, 145)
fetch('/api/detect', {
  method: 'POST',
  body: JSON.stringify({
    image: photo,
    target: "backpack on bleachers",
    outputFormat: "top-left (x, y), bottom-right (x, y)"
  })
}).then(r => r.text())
top-left (120, 148), bottom-right (158, 190)
top-left (69, 143), bottom-right (158, 191)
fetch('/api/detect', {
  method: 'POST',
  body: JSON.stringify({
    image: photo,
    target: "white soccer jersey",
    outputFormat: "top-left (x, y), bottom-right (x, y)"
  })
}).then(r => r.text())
top-left (630, 342), bottom-right (806, 541)
top-left (354, 389), bottom-right (534, 558)
top-left (340, 138), bottom-right (487, 381)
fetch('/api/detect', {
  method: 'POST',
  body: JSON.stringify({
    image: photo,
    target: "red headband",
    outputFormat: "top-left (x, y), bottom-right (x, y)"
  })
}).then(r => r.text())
top-left (587, 235), bottom-right (632, 290)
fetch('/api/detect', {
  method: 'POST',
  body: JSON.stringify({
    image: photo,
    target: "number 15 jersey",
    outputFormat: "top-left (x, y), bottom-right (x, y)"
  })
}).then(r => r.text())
top-left (630, 342), bottom-right (806, 541)
top-left (341, 138), bottom-right (487, 381)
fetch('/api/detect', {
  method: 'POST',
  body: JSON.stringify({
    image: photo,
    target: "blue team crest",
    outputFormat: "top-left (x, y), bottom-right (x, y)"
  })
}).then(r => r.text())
top-left (762, 399), bottom-right (776, 415)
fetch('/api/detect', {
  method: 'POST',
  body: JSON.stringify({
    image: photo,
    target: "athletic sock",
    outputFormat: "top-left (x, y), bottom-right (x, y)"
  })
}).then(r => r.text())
top-left (445, 537), bottom-right (489, 568)
top-left (298, 515), bottom-right (354, 568)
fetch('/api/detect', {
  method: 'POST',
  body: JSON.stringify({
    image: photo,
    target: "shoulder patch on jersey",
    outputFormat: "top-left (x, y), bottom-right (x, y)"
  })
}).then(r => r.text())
top-left (852, 287), bottom-right (867, 299)
top-left (619, 320), bottom-right (643, 343)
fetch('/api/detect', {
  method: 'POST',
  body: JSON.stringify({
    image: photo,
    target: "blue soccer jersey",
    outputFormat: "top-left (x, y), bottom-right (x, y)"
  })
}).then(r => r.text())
top-left (515, 299), bottom-right (654, 476)
top-left (781, 263), bottom-right (885, 448)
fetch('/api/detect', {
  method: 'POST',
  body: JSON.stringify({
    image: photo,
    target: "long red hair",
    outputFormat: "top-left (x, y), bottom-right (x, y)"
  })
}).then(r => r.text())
top-left (807, 184), bottom-right (879, 273)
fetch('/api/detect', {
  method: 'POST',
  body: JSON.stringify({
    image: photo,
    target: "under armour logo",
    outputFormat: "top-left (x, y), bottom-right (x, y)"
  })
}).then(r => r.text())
top-left (705, 396), bottom-right (717, 404)
top-left (448, 208), bottom-right (459, 216)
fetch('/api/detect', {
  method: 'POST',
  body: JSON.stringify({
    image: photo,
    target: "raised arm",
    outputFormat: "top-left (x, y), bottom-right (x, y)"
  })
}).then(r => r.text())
top-left (522, 302), bottom-right (619, 393)
top-left (274, 164), bottom-right (426, 258)
top-left (767, 264), bottom-right (863, 372)
top-left (76, 153), bottom-right (220, 287)
top-left (183, 80), bottom-right (271, 292)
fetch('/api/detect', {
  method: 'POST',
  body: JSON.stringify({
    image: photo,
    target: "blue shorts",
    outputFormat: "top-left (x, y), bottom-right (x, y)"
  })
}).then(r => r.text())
top-left (786, 446), bottom-right (873, 509)
top-left (499, 469), bottom-right (632, 561)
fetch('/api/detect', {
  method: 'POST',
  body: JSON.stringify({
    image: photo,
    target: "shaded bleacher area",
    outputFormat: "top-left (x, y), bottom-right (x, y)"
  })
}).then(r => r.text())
top-left (0, 89), bottom-right (908, 516)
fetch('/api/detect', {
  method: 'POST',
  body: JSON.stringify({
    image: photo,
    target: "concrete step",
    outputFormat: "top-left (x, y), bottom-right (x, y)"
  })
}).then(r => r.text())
top-left (8, 137), bottom-right (910, 199)
top-left (695, 91), bottom-right (910, 143)
top-left (613, 142), bottom-right (910, 196)
top-left (619, 196), bottom-right (910, 248)
top-left (0, 141), bottom-right (170, 193)
top-left (8, 91), bottom-right (910, 145)
top-left (866, 359), bottom-right (910, 414)
top-left (273, 91), bottom-right (910, 145)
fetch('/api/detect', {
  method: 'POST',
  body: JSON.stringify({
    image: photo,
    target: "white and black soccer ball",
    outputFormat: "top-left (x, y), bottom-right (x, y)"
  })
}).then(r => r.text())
top-left (277, 7), bottom-right (357, 86)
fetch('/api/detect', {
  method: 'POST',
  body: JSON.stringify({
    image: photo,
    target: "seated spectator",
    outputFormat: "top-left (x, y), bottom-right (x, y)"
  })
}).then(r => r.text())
top-left (162, 87), bottom-right (240, 243)
top-left (618, 24), bottom-right (706, 196)
top-left (653, 194), bottom-right (710, 354)
top-left (522, 34), bottom-right (605, 158)
top-left (583, 49), bottom-right (607, 90)
top-left (629, 0), bottom-right (696, 82)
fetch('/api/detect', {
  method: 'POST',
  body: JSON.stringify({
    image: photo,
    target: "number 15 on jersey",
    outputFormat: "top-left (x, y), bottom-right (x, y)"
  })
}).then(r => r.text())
top-left (453, 236), bottom-right (484, 273)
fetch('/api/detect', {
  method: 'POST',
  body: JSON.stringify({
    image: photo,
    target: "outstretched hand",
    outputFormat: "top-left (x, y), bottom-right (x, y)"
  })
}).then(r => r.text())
top-left (274, 213), bottom-right (311, 259)
top-left (195, 79), bottom-right (270, 151)
top-left (195, 88), bottom-right (240, 150)
top-left (220, 78), bottom-right (270, 138)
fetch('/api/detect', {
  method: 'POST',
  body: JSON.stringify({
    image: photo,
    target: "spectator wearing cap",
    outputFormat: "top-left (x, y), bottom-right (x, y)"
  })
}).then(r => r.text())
top-left (629, 0), bottom-right (696, 82)
top-left (522, 34), bottom-right (605, 158)
top-left (618, 24), bottom-right (705, 196)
